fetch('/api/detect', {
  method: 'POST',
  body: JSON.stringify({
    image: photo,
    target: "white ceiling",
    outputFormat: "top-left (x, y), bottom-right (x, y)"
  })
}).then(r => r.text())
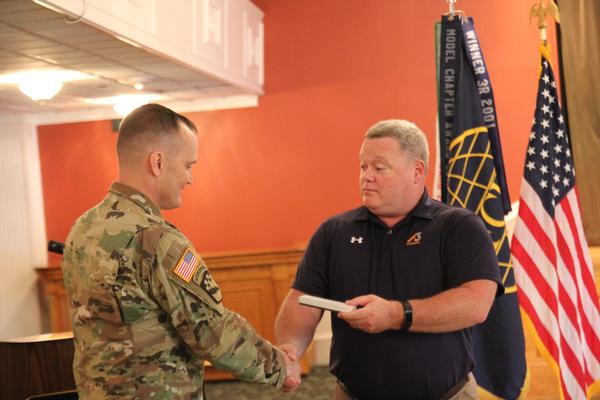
top-left (0, 0), bottom-right (250, 120)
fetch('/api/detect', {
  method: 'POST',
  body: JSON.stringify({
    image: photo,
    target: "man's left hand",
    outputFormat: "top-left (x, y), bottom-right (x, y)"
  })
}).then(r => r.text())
top-left (338, 294), bottom-right (404, 334)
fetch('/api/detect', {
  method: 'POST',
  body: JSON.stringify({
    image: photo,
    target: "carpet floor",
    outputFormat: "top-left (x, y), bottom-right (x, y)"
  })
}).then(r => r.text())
top-left (205, 366), bottom-right (336, 400)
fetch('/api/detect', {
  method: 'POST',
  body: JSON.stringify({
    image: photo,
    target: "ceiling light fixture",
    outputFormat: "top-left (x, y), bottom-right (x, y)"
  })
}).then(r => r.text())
top-left (18, 78), bottom-right (63, 101)
top-left (112, 97), bottom-right (150, 117)
top-left (85, 94), bottom-right (163, 117)
top-left (0, 70), bottom-right (94, 101)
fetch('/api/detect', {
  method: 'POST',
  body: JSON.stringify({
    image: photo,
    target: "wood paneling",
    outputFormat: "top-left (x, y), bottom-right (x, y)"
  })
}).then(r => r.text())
top-left (0, 332), bottom-right (76, 400)
top-left (36, 267), bottom-right (70, 333)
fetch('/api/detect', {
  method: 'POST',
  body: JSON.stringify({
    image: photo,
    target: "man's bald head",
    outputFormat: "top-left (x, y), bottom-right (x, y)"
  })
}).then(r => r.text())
top-left (116, 103), bottom-right (197, 165)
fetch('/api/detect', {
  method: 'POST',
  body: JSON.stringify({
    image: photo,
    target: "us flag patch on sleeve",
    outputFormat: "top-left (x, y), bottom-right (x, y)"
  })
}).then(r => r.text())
top-left (172, 247), bottom-right (200, 283)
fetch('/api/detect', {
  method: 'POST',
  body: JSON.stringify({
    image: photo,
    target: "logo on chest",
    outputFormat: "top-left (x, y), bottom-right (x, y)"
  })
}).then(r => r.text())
top-left (350, 236), bottom-right (364, 244)
top-left (406, 232), bottom-right (422, 246)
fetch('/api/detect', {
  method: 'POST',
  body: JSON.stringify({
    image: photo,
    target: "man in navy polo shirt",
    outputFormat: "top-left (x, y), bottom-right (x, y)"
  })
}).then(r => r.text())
top-left (275, 119), bottom-right (503, 400)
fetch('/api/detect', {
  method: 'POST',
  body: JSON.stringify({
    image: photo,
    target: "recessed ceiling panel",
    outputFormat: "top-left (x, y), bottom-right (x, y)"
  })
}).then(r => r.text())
top-left (0, 0), bottom-right (240, 115)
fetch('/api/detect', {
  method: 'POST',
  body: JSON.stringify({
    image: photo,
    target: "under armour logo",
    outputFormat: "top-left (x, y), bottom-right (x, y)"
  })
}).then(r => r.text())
top-left (406, 232), bottom-right (422, 246)
top-left (350, 236), bottom-right (364, 244)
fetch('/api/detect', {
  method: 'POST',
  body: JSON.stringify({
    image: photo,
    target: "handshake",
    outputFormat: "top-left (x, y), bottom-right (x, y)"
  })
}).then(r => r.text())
top-left (278, 343), bottom-right (302, 392)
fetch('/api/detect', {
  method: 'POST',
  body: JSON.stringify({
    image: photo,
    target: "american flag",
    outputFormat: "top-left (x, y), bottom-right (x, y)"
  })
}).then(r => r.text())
top-left (173, 248), bottom-right (200, 283)
top-left (511, 44), bottom-right (600, 400)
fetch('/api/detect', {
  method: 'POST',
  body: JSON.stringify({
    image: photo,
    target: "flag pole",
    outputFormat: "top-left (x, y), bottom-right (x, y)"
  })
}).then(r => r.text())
top-left (444, 0), bottom-right (464, 21)
top-left (529, 0), bottom-right (560, 42)
top-left (446, 0), bottom-right (456, 15)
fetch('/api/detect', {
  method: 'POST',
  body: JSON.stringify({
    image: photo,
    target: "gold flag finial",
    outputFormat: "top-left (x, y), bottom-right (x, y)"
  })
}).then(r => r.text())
top-left (530, 0), bottom-right (560, 40)
top-left (446, 0), bottom-right (456, 15)
top-left (444, 0), bottom-right (465, 21)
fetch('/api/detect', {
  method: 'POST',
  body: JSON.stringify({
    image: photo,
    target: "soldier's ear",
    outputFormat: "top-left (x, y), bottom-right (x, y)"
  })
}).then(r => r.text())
top-left (149, 151), bottom-right (164, 176)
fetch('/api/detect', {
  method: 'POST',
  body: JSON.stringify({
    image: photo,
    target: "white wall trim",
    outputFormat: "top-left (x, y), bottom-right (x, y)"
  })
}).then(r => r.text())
top-left (0, 116), bottom-right (46, 339)
top-left (313, 332), bottom-right (332, 366)
top-left (313, 311), bottom-right (332, 366)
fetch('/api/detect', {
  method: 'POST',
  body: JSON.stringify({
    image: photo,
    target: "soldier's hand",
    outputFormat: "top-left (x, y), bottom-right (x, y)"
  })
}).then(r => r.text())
top-left (279, 344), bottom-right (301, 392)
top-left (338, 294), bottom-right (404, 334)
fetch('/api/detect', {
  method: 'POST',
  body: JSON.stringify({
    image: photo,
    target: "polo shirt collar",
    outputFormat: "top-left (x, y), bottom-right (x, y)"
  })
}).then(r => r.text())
top-left (109, 182), bottom-right (162, 218)
top-left (411, 189), bottom-right (434, 219)
top-left (354, 188), bottom-right (434, 224)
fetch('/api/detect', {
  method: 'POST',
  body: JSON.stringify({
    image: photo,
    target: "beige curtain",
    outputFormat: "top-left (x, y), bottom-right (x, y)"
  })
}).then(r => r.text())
top-left (559, 0), bottom-right (600, 245)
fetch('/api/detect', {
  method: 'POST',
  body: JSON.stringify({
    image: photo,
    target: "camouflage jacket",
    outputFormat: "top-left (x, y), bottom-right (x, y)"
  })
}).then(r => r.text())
top-left (61, 182), bottom-right (286, 399)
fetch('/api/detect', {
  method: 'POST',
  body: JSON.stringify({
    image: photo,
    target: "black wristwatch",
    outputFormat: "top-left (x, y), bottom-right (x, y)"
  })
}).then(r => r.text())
top-left (400, 300), bottom-right (413, 331)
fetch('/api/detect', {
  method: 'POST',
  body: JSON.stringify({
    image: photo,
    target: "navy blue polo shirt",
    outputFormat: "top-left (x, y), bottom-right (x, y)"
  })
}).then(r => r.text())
top-left (293, 190), bottom-right (503, 400)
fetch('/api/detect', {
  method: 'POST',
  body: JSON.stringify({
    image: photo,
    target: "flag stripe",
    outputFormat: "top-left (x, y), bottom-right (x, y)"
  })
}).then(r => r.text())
top-left (513, 248), bottom-right (560, 358)
top-left (512, 231), bottom-right (558, 315)
top-left (516, 185), bottom-right (594, 398)
top-left (512, 44), bottom-right (600, 400)
top-left (516, 198), bottom-right (558, 291)
top-left (562, 194), bottom-right (600, 318)
top-left (555, 222), bottom-right (586, 354)
top-left (558, 196), bottom-right (600, 383)
top-left (519, 191), bottom-right (557, 266)
top-left (514, 220), bottom-right (584, 400)
top-left (173, 250), bottom-right (199, 282)
top-left (556, 200), bottom-right (600, 387)
top-left (557, 201), bottom-right (600, 351)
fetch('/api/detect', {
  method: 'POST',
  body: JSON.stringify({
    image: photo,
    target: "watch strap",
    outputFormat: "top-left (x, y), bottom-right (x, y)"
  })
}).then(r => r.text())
top-left (400, 300), bottom-right (413, 331)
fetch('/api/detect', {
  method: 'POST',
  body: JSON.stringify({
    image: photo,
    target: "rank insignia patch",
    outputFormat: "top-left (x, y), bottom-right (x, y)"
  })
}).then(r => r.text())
top-left (200, 270), bottom-right (222, 303)
top-left (173, 247), bottom-right (200, 283)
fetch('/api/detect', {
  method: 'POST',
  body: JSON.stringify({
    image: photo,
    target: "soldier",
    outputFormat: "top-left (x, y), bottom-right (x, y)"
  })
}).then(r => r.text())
top-left (62, 103), bottom-right (300, 399)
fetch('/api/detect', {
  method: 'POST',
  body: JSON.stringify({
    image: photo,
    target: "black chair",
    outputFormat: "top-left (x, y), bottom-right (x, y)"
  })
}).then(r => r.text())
top-left (26, 390), bottom-right (78, 400)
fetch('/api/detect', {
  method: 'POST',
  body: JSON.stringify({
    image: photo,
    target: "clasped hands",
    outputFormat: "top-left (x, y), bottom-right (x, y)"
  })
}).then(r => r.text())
top-left (279, 343), bottom-right (301, 392)
top-left (276, 294), bottom-right (403, 392)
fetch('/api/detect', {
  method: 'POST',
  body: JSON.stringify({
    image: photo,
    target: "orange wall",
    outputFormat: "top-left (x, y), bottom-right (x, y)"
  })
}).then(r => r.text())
top-left (38, 0), bottom-right (557, 262)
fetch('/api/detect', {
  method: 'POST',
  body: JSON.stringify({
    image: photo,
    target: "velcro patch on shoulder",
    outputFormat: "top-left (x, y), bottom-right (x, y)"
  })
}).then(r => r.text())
top-left (141, 225), bottom-right (171, 262)
top-left (172, 247), bottom-right (201, 283)
top-left (193, 267), bottom-right (223, 304)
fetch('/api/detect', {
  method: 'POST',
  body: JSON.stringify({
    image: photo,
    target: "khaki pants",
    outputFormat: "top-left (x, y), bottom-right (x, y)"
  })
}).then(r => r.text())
top-left (331, 373), bottom-right (479, 400)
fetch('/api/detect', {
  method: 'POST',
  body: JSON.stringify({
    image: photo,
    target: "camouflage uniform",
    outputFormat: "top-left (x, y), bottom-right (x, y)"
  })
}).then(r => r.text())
top-left (61, 182), bottom-right (286, 399)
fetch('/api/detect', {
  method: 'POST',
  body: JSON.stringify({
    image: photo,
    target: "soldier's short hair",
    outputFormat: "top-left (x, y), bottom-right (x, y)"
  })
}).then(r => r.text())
top-left (117, 103), bottom-right (197, 157)
top-left (365, 119), bottom-right (429, 174)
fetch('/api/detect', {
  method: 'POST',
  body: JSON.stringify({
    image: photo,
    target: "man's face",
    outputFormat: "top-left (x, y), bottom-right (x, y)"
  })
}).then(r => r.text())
top-left (359, 137), bottom-right (420, 218)
top-left (156, 124), bottom-right (198, 210)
